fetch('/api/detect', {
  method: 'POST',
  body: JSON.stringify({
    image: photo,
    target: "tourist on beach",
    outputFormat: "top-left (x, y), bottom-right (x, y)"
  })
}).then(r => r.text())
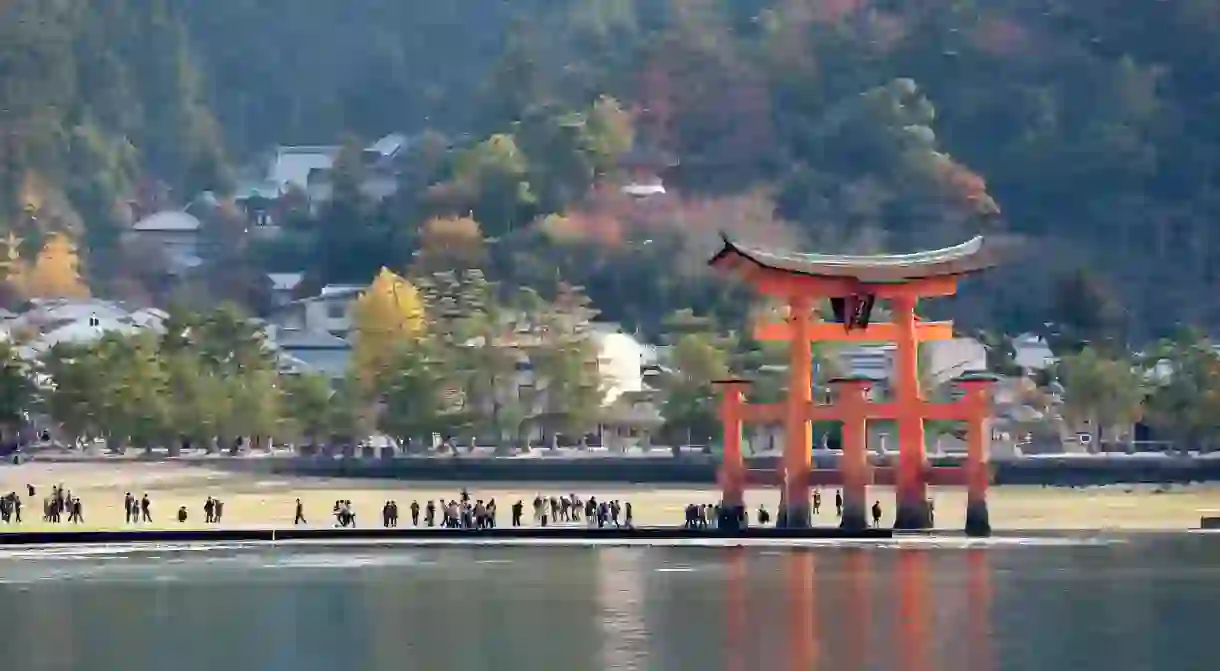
top-left (140, 494), bottom-right (152, 523)
top-left (871, 500), bottom-right (882, 528)
top-left (294, 499), bottom-right (306, 525)
top-left (1, 492), bottom-right (21, 523)
top-left (67, 498), bottom-right (83, 524)
top-left (757, 504), bottom-right (770, 526)
top-left (511, 499), bottom-right (524, 527)
top-left (410, 500), bottom-right (420, 526)
top-left (177, 506), bottom-right (188, 523)
top-left (835, 490), bottom-right (843, 518)
top-left (624, 501), bottom-right (633, 528)
top-left (585, 497), bottom-right (597, 527)
top-left (533, 495), bottom-right (543, 524)
top-left (215, 499), bottom-right (224, 523)
top-left (335, 500), bottom-right (356, 527)
top-left (425, 500), bottom-right (436, 527)
top-left (204, 497), bottom-right (215, 523)
top-left (124, 492), bottom-right (135, 524)
top-left (813, 489), bottom-right (822, 515)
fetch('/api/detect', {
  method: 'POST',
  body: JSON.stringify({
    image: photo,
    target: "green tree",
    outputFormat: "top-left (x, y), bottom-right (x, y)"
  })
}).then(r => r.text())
top-left (439, 133), bottom-right (536, 237)
top-left (41, 342), bottom-right (107, 449)
top-left (660, 331), bottom-right (730, 447)
top-left (94, 333), bottom-right (171, 454)
top-left (1142, 330), bottom-right (1220, 452)
top-left (375, 341), bottom-right (469, 448)
top-left (280, 372), bottom-right (336, 451)
top-left (0, 340), bottom-right (34, 441)
top-left (1058, 346), bottom-right (1146, 450)
top-left (528, 285), bottom-right (604, 441)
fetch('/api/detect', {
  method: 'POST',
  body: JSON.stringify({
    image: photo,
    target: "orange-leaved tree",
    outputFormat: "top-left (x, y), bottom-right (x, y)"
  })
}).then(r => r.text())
top-left (25, 233), bottom-right (90, 299)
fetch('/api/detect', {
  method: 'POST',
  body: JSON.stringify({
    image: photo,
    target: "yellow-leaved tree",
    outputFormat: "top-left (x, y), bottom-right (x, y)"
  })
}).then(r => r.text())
top-left (26, 233), bottom-right (90, 299)
top-left (351, 267), bottom-right (428, 387)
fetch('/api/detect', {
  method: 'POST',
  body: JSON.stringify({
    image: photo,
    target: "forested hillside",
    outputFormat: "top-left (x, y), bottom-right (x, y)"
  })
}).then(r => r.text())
top-left (3, 0), bottom-right (1220, 343)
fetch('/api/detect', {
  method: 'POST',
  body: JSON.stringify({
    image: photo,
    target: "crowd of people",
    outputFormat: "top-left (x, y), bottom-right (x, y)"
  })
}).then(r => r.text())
top-left (0, 482), bottom-right (920, 530)
top-left (304, 490), bottom-right (636, 530)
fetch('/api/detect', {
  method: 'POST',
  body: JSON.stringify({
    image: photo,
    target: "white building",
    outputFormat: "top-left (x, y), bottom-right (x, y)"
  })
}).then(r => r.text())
top-left (836, 337), bottom-right (987, 386)
top-left (233, 133), bottom-right (413, 218)
top-left (590, 327), bottom-right (647, 404)
top-left (1012, 332), bottom-right (1056, 371)
top-left (269, 328), bottom-right (352, 380)
top-left (1, 299), bottom-right (168, 360)
top-left (269, 284), bottom-right (363, 337)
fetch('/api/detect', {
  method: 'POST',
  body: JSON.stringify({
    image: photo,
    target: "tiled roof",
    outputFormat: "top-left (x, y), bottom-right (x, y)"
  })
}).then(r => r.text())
top-left (709, 234), bottom-right (1018, 282)
top-left (267, 272), bottom-right (305, 292)
top-left (132, 211), bottom-right (202, 232)
top-left (269, 146), bottom-right (339, 190)
top-left (273, 329), bottom-right (351, 350)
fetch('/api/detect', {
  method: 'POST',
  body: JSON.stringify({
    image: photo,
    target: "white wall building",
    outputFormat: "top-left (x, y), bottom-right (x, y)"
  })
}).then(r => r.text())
top-left (269, 284), bottom-right (363, 337)
top-left (835, 337), bottom-right (987, 386)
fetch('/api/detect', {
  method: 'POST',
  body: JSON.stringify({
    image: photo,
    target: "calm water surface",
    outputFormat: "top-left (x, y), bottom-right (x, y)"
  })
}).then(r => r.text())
top-left (0, 535), bottom-right (1217, 671)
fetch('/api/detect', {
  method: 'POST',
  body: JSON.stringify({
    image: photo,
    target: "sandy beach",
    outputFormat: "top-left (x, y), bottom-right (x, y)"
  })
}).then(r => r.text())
top-left (0, 460), bottom-right (1216, 532)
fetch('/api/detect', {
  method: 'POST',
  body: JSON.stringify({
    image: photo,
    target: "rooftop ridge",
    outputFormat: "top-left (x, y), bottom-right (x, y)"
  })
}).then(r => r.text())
top-left (710, 233), bottom-right (1016, 282)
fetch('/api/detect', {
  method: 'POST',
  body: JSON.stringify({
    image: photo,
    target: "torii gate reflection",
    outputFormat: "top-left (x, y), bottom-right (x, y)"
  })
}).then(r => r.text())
top-left (722, 548), bottom-right (993, 671)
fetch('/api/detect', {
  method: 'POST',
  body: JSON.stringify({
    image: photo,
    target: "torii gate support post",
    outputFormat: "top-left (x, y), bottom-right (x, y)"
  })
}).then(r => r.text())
top-left (714, 379), bottom-right (750, 531)
top-left (780, 295), bottom-right (814, 528)
top-left (958, 374), bottom-right (997, 537)
top-left (831, 376), bottom-right (872, 531)
top-left (892, 294), bottom-right (931, 530)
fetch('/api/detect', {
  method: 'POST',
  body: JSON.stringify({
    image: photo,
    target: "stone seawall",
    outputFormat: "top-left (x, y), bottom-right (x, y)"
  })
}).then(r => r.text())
top-left (257, 454), bottom-right (1220, 486)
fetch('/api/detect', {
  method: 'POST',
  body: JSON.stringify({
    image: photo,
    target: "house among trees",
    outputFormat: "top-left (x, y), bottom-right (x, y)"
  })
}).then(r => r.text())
top-left (128, 211), bottom-right (203, 274)
top-left (231, 133), bottom-right (416, 225)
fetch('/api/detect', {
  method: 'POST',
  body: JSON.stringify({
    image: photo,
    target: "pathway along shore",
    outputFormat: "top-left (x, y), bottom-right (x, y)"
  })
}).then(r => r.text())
top-left (0, 461), bottom-right (1215, 533)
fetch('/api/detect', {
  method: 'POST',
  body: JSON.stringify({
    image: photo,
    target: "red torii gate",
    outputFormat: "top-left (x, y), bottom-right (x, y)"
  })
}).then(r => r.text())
top-left (708, 234), bottom-right (1011, 534)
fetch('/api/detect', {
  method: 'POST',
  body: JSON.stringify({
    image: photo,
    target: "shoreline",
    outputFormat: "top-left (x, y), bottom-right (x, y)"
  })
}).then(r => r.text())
top-left (0, 525), bottom-right (893, 547)
top-left (2, 461), bottom-right (1217, 533)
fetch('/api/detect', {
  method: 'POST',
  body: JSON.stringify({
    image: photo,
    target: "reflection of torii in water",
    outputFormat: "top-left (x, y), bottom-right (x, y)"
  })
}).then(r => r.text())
top-left (722, 549), bottom-right (993, 671)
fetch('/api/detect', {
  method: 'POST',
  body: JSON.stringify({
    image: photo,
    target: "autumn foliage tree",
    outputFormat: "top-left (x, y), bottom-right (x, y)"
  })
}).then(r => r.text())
top-left (410, 215), bottom-right (487, 275)
top-left (351, 267), bottom-right (428, 388)
top-left (25, 233), bottom-right (90, 299)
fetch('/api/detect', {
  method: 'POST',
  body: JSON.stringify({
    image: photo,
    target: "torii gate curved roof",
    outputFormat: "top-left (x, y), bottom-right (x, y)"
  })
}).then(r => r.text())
top-left (708, 234), bottom-right (1014, 283)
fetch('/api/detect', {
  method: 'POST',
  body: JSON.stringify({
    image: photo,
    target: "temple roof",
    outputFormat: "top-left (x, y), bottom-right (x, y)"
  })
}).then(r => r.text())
top-left (708, 234), bottom-right (1014, 282)
top-left (617, 146), bottom-right (678, 169)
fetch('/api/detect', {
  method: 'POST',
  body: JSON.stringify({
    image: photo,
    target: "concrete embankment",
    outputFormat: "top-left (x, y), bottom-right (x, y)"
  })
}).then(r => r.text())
top-left (0, 525), bottom-right (892, 547)
top-left (255, 454), bottom-right (1220, 486)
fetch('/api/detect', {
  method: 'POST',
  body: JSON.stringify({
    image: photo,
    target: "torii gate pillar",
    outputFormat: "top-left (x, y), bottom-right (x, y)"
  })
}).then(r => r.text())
top-left (892, 294), bottom-right (931, 530)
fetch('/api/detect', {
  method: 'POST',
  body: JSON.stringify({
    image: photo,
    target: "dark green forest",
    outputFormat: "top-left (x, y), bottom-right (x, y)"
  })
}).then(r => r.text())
top-left (2, 0), bottom-right (1219, 343)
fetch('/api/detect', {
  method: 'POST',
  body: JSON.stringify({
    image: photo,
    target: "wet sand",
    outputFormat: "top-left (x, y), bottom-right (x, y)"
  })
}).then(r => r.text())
top-left (0, 461), bottom-right (1215, 532)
